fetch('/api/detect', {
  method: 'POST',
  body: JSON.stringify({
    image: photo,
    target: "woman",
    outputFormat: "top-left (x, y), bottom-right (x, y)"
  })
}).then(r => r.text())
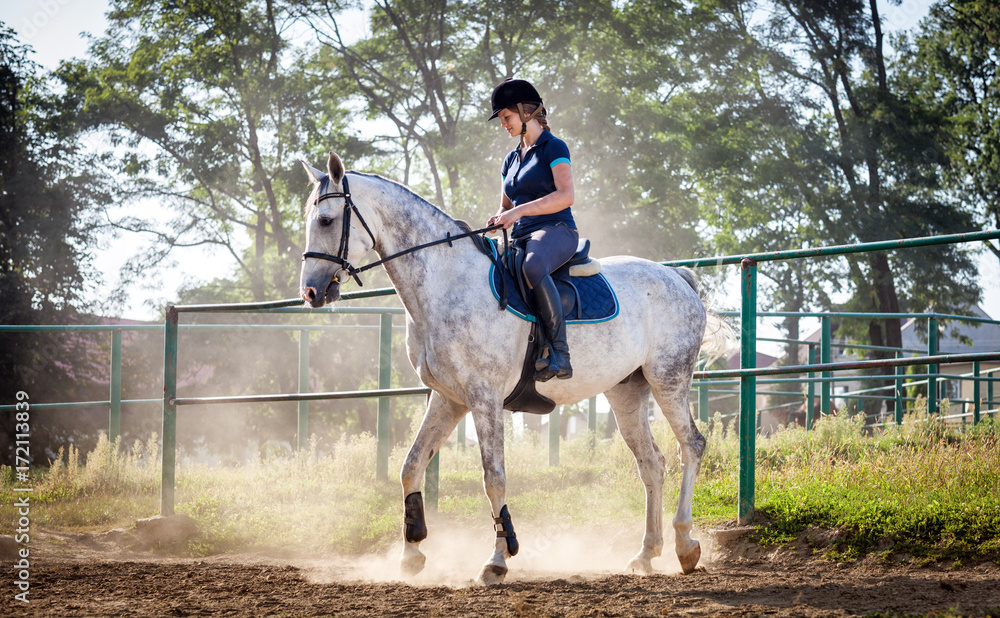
top-left (486, 79), bottom-right (578, 381)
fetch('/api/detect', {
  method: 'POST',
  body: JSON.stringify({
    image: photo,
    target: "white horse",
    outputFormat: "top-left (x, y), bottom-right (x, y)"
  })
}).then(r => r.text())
top-left (299, 153), bottom-right (727, 584)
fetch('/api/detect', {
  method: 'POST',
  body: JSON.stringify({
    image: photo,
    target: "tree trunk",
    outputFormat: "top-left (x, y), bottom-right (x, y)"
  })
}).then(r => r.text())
top-left (867, 252), bottom-right (902, 418)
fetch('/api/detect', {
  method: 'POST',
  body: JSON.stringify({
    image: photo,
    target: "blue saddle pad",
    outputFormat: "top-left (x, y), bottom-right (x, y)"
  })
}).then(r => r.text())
top-left (486, 239), bottom-right (619, 324)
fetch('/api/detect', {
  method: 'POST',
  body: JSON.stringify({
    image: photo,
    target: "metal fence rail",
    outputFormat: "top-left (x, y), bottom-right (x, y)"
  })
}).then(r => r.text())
top-left (673, 227), bottom-right (1000, 522)
top-left (6, 228), bottom-right (1000, 523)
top-left (0, 320), bottom-right (406, 439)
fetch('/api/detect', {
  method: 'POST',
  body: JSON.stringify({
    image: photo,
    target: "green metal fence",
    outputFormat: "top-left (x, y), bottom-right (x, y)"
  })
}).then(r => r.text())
top-left (0, 320), bottom-right (412, 446)
top-left (695, 312), bottom-right (1000, 427)
top-left (667, 228), bottom-right (1000, 523)
top-left (1, 314), bottom-right (596, 515)
top-left (6, 228), bottom-right (1000, 524)
top-left (0, 324), bottom-right (163, 440)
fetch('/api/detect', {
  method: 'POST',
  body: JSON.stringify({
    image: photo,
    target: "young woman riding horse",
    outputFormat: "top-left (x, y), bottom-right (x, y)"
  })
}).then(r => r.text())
top-left (299, 89), bottom-right (725, 583)
top-left (486, 79), bottom-right (577, 381)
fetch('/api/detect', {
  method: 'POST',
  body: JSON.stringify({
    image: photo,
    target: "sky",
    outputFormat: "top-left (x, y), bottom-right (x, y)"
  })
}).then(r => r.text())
top-left (2, 0), bottom-right (998, 330)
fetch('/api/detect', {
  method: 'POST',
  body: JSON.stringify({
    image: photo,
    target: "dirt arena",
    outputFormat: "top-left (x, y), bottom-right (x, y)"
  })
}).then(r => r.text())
top-left (4, 528), bottom-right (999, 617)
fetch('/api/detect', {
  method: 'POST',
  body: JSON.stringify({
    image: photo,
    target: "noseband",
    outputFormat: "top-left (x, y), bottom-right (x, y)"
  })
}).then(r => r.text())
top-left (301, 174), bottom-right (377, 287)
top-left (302, 171), bottom-right (506, 291)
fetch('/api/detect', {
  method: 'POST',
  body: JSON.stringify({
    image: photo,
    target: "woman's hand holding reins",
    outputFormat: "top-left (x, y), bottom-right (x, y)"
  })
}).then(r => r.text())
top-left (487, 208), bottom-right (520, 232)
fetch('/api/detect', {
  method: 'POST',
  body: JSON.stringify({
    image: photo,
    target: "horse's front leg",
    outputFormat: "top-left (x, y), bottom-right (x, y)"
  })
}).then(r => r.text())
top-left (399, 391), bottom-right (467, 577)
top-left (470, 399), bottom-right (514, 585)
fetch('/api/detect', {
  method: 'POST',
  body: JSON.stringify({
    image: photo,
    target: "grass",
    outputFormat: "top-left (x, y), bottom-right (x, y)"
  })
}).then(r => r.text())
top-left (751, 408), bottom-right (1000, 563)
top-left (2, 403), bottom-right (998, 564)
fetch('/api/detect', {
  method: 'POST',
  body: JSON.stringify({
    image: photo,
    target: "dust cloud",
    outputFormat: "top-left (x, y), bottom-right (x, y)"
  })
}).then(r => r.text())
top-left (303, 519), bottom-right (711, 588)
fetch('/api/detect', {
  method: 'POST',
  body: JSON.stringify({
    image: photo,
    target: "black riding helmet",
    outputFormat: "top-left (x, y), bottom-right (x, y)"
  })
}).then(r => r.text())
top-left (487, 78), bottom-right (543, 122)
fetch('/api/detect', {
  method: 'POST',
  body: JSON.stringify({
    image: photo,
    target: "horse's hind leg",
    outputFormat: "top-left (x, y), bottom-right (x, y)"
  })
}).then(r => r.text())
top-left (399, 391), bottom-right (467, 577)
top-left (604, 377), bottom-right (665, 575)
top-left (647, 368), bottom-right (706, 574)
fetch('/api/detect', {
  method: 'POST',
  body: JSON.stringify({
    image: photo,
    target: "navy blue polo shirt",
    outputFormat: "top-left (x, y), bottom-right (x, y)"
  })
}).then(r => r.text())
top-left (501, 130), bottom-right (576, 238)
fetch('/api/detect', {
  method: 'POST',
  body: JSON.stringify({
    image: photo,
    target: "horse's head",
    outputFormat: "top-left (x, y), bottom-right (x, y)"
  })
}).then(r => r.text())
top-left (299, 152), bottom-right (377, 307)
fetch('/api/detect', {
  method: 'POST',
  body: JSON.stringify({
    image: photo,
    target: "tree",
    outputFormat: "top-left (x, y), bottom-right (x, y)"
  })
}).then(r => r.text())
top-left (61, 0), bottom-right (367, 304)
top-left (292, 0), bottom-right (598, 221)
top-left (899, 0), bottom-right (1000, 228)
top-left (538, 0), bottom-right (710, 261)
top-left (635, 0), bottom-right (981, 416)
top-left (0, 24), bottom-right (113, 465)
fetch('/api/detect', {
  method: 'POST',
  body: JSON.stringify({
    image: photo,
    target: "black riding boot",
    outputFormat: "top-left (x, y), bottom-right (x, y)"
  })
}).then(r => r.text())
top-left (532, 274), bottom-right (572, 381)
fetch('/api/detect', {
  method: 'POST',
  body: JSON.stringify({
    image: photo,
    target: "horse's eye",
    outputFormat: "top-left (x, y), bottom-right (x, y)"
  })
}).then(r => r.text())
top-left (318, 215), bottom-right (334, 227)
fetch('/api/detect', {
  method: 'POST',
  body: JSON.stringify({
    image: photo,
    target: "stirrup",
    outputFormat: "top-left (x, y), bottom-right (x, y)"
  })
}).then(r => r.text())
top-left (535, 348), bottom-right (571, 382)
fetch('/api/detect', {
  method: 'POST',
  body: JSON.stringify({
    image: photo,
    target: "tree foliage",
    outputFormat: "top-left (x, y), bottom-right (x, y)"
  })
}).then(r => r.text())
top-left (670, 2), bottom-right (980, 351)
top-left (61, 0), bottom-right (370, 304)
top-left (0, 24), bottom-right (114, 464)
top-left (899, 0), bottom-right (1000, 227)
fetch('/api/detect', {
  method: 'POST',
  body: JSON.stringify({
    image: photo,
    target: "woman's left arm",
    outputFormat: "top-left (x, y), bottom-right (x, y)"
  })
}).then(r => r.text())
top-left (494, 162), bottom-right (574, 229)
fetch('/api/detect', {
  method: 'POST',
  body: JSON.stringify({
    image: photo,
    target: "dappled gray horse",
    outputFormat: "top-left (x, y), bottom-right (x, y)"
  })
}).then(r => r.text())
top-left (299, 153), bottom-right (728, 584)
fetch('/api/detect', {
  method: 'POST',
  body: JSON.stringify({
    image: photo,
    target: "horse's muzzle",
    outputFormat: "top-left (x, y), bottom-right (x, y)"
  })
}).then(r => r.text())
top-left (302, 278), bottom-right (341, 307)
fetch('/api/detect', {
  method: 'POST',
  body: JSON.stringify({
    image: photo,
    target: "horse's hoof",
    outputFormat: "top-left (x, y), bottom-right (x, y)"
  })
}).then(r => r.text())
top-left (678, 540), bottom-right (701, 574)
top-left (477, 563), bottom-right (507, 586)
top-left (625, 556), bottom-right (654, 575)
top-left (400, 551), bottom-right (426, 577)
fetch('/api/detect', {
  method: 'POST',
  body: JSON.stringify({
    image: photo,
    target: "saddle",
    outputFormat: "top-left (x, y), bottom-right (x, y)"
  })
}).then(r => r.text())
top-left (475, 234), bottom-right (619, 414)
top-left (488, 238), bottom-right (618, 325)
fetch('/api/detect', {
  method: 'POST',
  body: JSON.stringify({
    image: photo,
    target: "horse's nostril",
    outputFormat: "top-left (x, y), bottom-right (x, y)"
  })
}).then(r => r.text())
top-left (304, 287), bottom-right (316, 302)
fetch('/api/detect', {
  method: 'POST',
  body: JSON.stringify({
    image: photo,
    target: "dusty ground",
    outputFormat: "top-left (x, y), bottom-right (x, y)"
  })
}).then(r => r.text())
top-left (3, 527), bottom-right (999, 617)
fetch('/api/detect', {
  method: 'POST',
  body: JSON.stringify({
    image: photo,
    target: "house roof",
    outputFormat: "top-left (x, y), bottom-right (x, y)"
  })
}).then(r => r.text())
top-left (727, 351), bottom-right (778, 369)
top-left (790, 304), bottom-right (1000, 362)
top-left (901, 305), bottom-right (1000, 353)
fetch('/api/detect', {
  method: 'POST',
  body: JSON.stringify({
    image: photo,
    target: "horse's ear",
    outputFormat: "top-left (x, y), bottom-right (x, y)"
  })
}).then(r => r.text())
top-left (301, 161), bottom-right (325, 185)
top-left (327, 152), bottom-right (345, 185)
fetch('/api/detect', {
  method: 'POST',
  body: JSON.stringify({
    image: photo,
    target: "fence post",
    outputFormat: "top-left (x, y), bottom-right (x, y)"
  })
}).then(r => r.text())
top-left (928, 316), bottom-right (938, 415)
top-left (821, 317), bottom-right (832, 417)
top-left (806, 345), bottom-right (816, 430)
top-left (110, 329), bottom-right (122, 446)
top-left (588, 396), bottom-right (597, 451)
top-left (973, 361), bottom-right (981, 425)
top-left (895, 350), bottom-right (905, 425)
top-left (549, 406), bottom-right (560, 467)
top-left (738, 258), bottom-right (757, 524)
top-left (377, 313), bottom-right (392, 482)
top-left (297, 330), bottom-right (310, 452)
top-left (457, 413), bottom-right (466, 449)
top-left (161, 306), bottom-right (178, 517)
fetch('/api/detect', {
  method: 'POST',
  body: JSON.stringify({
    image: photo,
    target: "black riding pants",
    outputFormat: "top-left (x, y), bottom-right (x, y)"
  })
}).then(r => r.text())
top-left (517, 223), bottom-right (579, 289)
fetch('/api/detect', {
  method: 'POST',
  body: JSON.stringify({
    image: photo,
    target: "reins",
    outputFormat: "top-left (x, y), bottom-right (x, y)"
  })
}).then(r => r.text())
top-left (302, 173), bottom-right (508, 288)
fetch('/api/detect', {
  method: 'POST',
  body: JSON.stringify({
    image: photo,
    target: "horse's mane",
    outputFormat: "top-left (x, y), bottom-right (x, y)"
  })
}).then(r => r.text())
top-left (349, 171), bottom-right (460, 228)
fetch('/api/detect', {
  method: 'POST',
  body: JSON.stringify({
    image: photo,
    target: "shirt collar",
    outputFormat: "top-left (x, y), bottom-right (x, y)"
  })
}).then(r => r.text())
top-left (531, 129), bottom-right (553, 149)
top-left (511, 129), bottom-right (553, 159)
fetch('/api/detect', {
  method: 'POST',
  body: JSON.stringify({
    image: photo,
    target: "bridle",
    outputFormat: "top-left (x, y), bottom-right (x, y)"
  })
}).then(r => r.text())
top-left (301, 172), bottom-right (505, 288)
top-left (301, 174), bottom-right (377, 286)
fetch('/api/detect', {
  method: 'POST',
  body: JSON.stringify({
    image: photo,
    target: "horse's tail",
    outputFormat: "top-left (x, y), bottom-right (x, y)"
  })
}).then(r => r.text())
top-left (671, 266), bottom-right (737, 366)
top-left (701, 310), bottom-right (737, 366)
